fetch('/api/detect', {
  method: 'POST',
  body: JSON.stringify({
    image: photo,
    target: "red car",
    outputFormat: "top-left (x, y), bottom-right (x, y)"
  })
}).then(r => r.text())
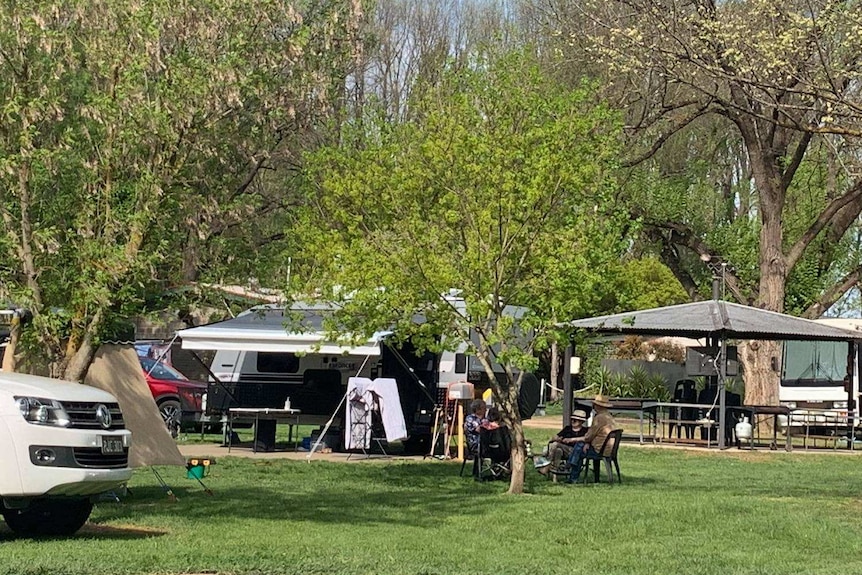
top-left (139, 357), bottom-right (207, 436)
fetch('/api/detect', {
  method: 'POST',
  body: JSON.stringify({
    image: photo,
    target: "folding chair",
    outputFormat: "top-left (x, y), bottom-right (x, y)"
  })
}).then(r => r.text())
top-left (579, 429), bottom-right (623, 484)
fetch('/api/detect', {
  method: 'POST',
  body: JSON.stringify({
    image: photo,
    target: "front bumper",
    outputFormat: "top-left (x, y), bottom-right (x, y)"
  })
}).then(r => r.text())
top-left (2, 416), bottom-right (132, 498)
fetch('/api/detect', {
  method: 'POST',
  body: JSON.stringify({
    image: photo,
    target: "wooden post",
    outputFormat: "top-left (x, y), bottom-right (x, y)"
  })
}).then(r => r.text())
top-left (457, 401), bottom-right (465, 461)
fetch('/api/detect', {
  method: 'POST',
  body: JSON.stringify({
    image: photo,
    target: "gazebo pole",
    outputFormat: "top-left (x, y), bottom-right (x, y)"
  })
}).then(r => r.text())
top-left (718, 337), bottom-right (727, 450)
top-left (563, 342), bottom-right (573, 424)
top-left (847, 340), bottom-right (858, 431)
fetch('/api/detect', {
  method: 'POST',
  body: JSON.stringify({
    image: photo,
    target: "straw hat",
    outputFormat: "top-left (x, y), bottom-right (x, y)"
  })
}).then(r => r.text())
top-left (570, 409), bottom-right (588, 421)
top-left (592, 394), bottom-right (613, 409)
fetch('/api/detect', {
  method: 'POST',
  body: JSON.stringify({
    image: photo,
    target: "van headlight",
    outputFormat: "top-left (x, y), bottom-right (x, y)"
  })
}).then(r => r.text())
top-left (15, 397), bottom-right (71, 427)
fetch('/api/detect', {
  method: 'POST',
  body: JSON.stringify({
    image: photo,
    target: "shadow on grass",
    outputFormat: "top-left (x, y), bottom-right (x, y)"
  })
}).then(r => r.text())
top-left (0, 522), bottom-right (167, 542)
top-left (97, 459), bottom-right (666, 529)
top-left (95, 462), bottom-right (493, 528)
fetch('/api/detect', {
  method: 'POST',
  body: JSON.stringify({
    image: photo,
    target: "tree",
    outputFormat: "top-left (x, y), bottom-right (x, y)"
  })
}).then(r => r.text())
top-left (537, 0), bottom-right (862, 406)
top-left (349, 0), bottom-right (522, 123)
top-left (0, 0), bottom-right (361, 378)
top-left (301, 50), bottom-right (626, 494)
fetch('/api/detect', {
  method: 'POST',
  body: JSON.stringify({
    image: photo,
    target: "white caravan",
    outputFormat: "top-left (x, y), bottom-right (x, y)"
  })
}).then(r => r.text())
top-left (177, 303), bottom-right (540, 453)
top-left (779, 318), bottom-right (862, 430)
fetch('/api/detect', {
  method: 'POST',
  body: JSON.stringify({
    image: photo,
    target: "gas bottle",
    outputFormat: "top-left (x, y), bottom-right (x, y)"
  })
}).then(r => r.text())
top-left (735, 415), bottom-right (753, 442)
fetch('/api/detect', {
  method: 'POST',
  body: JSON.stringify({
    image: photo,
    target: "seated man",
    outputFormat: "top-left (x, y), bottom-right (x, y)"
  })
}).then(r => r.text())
top-left (541, 409), bottom-right (589, 475)
top-left (566, 395), bottom-right (618, 483)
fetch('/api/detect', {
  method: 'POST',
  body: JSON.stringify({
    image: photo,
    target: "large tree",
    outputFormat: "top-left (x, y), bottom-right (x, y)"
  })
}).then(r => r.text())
top-left (535, 0), bottom-right (862, 405)
top-left (302, 50), bottom-right (626, 494)
top-left (0, 0), bottom-right (362, 378)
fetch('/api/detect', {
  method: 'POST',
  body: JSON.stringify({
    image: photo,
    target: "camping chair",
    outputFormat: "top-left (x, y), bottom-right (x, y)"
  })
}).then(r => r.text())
top-left (474, 426), bottom-right (512, 481)
top-left (459, 436), bottom-right (480, 477)
top-left (578, 429), bottom-right (623, 484)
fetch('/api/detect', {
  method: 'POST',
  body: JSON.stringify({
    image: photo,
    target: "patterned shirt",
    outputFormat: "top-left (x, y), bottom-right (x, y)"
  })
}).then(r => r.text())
top-left (465, 413), bottom-right (485, 453)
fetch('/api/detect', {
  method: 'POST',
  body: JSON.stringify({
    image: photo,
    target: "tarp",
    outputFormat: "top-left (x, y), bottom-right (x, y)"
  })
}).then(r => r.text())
top-left (564, 300), bottom-right (862, 341)
top-left (177, 306), bottom-right (386, 355)
top-left (84, 344), bottom-right (184, 467)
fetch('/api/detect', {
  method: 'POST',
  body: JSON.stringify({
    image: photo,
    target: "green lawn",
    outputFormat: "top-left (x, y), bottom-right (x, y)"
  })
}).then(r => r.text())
top-left (3, 436), bottom-right (862, 575)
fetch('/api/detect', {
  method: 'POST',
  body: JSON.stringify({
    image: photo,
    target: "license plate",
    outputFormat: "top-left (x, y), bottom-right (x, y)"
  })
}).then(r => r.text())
top-left (101, 436), bottom-right (124, 454)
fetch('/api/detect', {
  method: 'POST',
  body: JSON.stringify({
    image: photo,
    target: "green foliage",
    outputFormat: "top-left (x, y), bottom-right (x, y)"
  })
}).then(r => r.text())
top-left (607, 257), bottom-right (688, 312)
top-left (0, 1), bottom-right (359, 374)
top-left (583, 364), bottom-right (671, 400)
top-left (301, 49), bottom-right (626, 368)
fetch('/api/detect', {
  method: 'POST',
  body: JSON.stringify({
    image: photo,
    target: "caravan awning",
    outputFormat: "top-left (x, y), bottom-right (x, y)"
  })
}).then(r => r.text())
top-left (176, 307), bottom-right (385, 356)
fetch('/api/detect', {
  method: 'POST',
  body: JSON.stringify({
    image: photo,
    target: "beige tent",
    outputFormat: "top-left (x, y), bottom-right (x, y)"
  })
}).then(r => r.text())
top-left (84, 344), bottom-right (184, 467)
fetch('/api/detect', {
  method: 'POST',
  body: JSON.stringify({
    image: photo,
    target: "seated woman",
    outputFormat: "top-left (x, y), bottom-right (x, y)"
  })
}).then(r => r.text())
top-left (464, 399), bottom-right (488, 456)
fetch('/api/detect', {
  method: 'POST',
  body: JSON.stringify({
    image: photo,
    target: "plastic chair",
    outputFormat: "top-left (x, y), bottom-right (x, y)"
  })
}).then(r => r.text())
top-left (578, 429), bottom-right (623, 484)
top-left (669, 379), bottom-right (697, 439)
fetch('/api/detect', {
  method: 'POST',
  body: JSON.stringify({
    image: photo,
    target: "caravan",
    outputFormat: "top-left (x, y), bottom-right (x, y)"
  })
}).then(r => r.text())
top-left (779, 318), bottom-right (862, 431)
top-left (177, 303), bottom-right (540, 453)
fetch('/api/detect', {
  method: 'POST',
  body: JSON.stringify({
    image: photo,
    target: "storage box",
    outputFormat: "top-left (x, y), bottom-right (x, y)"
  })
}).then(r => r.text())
top-left (310, 428), bottom-right (341, 450)
top-left (447, 382), bottom-right (474, 400)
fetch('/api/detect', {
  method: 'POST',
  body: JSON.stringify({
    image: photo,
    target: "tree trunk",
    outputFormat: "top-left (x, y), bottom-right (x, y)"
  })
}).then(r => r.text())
top-left (489, 367), bottom-right (526, 494)
top-left (495, 370), bottom-right (526, 494)
top-left (742, 201), bottom-right (786, 406)
top-left (549, 341), bottom-right (559, 402)
top-left (507, 419), bottom-right (526, 495)
top-left (738, 130), bottom-right (787, 408)
top-left (61, 310), bottom-right (103, 382)
top-left (1, 315), bottom-right (20, 372)
top-left (741, 340), bottom-right (780, 407)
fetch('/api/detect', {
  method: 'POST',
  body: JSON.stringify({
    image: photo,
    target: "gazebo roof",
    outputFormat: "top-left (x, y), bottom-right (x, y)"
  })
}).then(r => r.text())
top-left (563, 300), bottom-right (861, 342)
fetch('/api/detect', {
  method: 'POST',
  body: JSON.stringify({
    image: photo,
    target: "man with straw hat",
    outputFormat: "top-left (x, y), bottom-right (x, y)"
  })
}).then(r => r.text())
top-left (566, 394), bottom-right (618, 483)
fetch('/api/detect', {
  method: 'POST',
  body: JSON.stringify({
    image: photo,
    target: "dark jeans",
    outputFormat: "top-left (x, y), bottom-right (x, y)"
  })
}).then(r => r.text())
top-left (567, 442), bottom-right (599, 482)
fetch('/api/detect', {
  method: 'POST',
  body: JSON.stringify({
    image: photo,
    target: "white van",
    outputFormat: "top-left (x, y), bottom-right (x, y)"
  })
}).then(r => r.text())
top-left (0, 372), bottom-right (132, 536)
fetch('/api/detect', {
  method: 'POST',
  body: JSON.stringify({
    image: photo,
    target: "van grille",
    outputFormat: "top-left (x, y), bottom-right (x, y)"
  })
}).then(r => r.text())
top-left (72, 447), bottom-right (129, 468)
top-left (61, 401), bottom-right (126, 430)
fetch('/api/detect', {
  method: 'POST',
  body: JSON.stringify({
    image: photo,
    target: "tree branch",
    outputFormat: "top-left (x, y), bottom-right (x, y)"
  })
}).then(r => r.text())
top-left (621, 101), bottom-right (718, 167)
top-left (802, 265), bottom-right (862, 319)
top-left (786, 178), bottom-right (862, 270)
top-left (781, 131), bottom-right (813, 190)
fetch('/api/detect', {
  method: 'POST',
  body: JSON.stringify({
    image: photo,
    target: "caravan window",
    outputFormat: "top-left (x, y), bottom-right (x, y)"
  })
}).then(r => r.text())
top-left (781, 340), bottom-right (847, 387)
top-left (256, 353), bottom-right (300, 374)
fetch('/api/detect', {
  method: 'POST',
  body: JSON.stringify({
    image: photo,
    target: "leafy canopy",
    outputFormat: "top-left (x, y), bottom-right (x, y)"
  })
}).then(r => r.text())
top-left (301, 50), bottom-right (627, 368)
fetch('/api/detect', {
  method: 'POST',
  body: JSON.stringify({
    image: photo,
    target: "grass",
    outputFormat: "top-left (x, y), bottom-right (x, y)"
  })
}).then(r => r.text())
top-left (4, 428), bottom-right (862, 575)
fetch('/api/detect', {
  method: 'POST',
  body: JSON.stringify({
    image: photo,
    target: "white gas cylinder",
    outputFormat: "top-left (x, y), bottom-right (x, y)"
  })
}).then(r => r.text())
top-left (735, 416), bottom-right (753, 442)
